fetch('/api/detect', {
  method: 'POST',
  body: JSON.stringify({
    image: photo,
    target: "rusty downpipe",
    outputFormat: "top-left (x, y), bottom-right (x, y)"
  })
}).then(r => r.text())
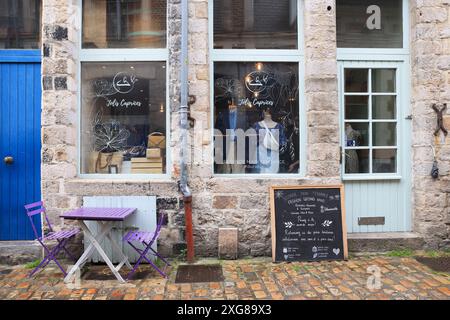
top-left (179, 0), bottom-right (194, 263)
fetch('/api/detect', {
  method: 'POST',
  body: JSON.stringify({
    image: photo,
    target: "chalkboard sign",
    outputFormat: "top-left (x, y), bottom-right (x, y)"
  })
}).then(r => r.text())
top-left (270, 185), bottom-right (348, 262)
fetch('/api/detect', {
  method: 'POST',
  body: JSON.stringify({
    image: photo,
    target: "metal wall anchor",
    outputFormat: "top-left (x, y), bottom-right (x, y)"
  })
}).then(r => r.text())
top-left (432, 103), bottom-right (448, 136)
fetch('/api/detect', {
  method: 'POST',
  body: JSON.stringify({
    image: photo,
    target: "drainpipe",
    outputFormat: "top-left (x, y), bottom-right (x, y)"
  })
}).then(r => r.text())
top-left (179, 0), bottom-right (194, 263)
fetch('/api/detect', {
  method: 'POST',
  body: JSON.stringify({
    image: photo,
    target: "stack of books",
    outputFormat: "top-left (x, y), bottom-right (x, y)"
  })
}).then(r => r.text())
top-left (131, 150), bottom-right (163, 174)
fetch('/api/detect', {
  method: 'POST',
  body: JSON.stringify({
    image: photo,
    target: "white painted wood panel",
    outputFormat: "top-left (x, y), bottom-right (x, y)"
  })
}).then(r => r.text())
top-left (83, 196), bottom-right (157, 263)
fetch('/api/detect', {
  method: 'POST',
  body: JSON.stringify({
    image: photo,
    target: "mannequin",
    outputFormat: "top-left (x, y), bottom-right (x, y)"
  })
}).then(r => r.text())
top-left (215, 99), bottom-right (246, 174)
top-left (252, 107), bottom-right (286, 173)
top-left (345, 123), bottom-right (362, 173)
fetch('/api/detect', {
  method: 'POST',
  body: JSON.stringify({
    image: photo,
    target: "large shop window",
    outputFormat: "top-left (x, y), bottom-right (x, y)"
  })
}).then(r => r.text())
top-left (80, 0), bottom-right (168, 176)
top-left (212, 0), bottom-right (302, 175)
top-left (214, 62), bottom-right (300, 174)
top-left (0, 0), bottom-right (41, 49)
top-left (336, 0), bottom-right (403, 48)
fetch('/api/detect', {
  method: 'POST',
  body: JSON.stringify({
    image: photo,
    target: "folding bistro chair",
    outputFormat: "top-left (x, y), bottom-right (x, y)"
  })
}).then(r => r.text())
top-left (24, 201), bottom-right (80, 277)
top-left (123, 213), bottom-right (170, 280)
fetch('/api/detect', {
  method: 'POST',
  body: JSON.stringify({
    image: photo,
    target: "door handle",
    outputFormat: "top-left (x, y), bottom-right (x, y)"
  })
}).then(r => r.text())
top-left (4, 156), bottom-right (14, 165)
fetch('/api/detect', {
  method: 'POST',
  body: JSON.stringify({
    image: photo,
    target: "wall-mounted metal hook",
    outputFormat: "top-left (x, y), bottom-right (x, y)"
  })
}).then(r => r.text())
top-left (432, 103), bottom-right (448, 136)
top-left (187, 95), bottom-right (197, 128)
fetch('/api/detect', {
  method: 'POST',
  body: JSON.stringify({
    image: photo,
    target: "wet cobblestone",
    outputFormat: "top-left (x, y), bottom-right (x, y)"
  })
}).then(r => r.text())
top-left (0, 256), bottom-right (448, 300)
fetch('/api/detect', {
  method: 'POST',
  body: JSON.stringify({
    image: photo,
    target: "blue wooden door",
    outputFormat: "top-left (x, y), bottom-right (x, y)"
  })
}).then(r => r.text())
top-left (0, 51), bottom-right (41, 240)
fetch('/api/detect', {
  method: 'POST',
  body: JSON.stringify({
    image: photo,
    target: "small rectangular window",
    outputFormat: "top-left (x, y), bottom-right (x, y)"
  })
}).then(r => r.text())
top-left (0, 0), bottom-right (41, 49)
top-left (214, 62), bottom-right (300, 174)
top-left (213, 0), bottom-right (298, 49)
top-left (337, 0), bottom-right (403, 48)
top-left (80, 62), bottom-right (167, 175)
top-left (82, 0), bottom-right (167, 49)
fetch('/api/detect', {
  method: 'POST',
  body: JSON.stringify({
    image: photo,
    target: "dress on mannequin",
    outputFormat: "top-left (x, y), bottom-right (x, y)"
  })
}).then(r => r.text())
top-left (215, 100), bottom-right (247, 174)
top-left (345, 123), bottom-right (362, 173)
top-left (253, 110), bottom-right (287, 174)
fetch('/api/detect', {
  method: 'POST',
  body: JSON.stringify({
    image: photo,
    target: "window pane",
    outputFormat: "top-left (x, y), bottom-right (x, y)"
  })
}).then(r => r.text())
top-left (337, 0), bottom-right (403, 48)
top-left (345, 149), bottom-right (369, 174)
top-left (372, 69), bottom-right (396, 92)
top-left (81, 62), bottom-right (167, 174)
top-left (373, 149), bottom-right (396, 173)
top-left (345, 96), bottom-right (368, 119)
top-left (373, 123), bottom-right (396, 146)
top-left (214, 0), bottom-right (298, 49)
top-left (373, 96), bottom-right (396, 119)
top-left (345, 69), bottom-right (368, 92)
top-left (83, 0), bottom-right (166, 48)
top-left (214, 62), bottom-right (300, 174)
top-left (345, 123), bottom-right (369, 147)
top-left (0, 0), bottom-right (40, 49)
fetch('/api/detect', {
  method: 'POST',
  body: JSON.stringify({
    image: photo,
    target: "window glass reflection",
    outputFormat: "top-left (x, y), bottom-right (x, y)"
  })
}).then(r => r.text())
top-left (0, 0), bottom-right (41, 49)
top-left (214, 0), bottom-right (298, 49)
top-left (373, 149), bottom-right (396, 173)
top-left (83, 0), bottom-right (166, 49)
top-left (345, 149), bottom-right (369, 174)
top-left (337, 0), bottom-right (403, 48)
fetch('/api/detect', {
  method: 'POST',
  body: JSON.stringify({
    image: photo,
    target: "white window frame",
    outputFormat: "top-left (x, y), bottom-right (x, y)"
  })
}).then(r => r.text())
top-left (77, 0), bottom-right (170, 179)
top-left (209, 0), bottom-right (306, 178)
top-left (337, 0), bottom-right (410, 181)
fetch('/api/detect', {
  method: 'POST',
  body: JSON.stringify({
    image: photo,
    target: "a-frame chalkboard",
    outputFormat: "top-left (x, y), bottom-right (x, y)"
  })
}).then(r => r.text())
top-left (270, 185), bottom-right (348, 262)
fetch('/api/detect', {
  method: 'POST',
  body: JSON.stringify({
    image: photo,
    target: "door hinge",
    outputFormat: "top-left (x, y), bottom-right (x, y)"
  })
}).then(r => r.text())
top-left (405, 115), bottom-right (413, 120)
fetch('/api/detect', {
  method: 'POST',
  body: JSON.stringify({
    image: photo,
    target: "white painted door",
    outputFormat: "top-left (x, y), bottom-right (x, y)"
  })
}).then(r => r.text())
top-left (338, 61), bottom-right (411, 233)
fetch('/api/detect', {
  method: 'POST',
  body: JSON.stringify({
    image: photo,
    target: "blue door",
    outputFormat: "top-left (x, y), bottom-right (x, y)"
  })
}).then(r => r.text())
top-left (0, 51), bottom-right (42, 240)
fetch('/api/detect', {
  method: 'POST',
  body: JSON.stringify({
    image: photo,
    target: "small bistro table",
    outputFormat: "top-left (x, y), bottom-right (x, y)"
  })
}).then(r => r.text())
top-left (61, 207), bottom-right (137, 283)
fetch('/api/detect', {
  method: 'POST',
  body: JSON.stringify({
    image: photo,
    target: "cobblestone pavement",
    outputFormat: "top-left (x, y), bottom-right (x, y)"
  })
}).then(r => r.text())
top-left (0, 256), bottom-right (448, 300)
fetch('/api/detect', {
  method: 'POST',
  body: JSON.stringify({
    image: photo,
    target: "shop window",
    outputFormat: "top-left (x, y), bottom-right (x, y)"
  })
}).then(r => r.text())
top-left (343, 68), bottom-right (398, 175)
top-left (213, 62), bottom-right (300, 174)
top-left (80, 62), bottom-right (167, 175)
top-left (214, 0), bottom-right (298, 49)
top-left (83, 0), bottom-right (166, 48)
top-left (0, 0), bottom-right (41, 49)
top-left (80, 0), bottom-right (168, 176)
top-left (337, 0), bottom-right (403, 48)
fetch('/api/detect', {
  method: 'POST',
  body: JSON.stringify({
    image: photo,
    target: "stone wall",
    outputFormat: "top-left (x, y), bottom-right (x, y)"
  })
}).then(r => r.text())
top-left (41, 0), bottom-right (186, 256)
top-left (410, 0), bottom-right (450, 249)
top-left (40, 0), bottom-right (450, 259)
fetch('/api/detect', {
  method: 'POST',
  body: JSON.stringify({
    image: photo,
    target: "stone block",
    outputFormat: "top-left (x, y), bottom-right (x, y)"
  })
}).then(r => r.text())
top-left (43, 76), bottom-right (53, 90)
top-left (213, 196), bottom-right (237, 209)
top-left (44, 25), bottom-right (68, 41)
top-left (218, 228), bottom-right (238, 260)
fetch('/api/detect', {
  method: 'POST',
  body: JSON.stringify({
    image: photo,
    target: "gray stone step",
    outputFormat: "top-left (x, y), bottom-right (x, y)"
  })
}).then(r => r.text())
top-left (0, 241), bottom-right (42, 265)
top-left (348, 232), bottom-right (425, 252)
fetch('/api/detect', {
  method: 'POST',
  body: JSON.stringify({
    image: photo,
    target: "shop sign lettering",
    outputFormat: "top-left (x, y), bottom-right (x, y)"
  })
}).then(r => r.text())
top-left (106, 98), bottom-right (142, 108)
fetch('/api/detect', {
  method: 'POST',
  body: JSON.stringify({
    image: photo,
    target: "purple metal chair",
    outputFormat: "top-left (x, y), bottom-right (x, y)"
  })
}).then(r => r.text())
top-left (123, 213), bottom-right (170, 280)
top-left (24, 201), bottom-right (80, 277)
